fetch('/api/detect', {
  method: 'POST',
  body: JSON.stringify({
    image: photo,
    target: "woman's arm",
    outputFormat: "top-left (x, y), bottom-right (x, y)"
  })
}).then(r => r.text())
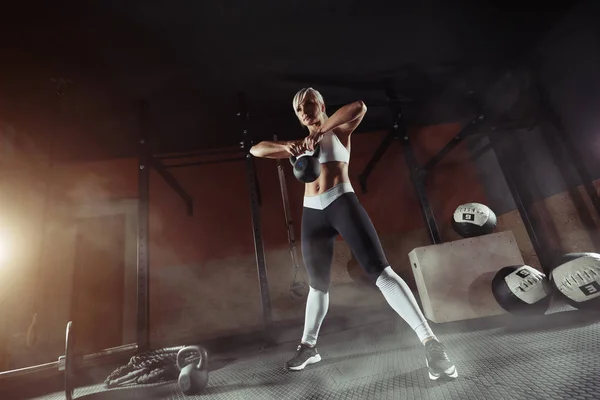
top-left (319, 101), bottom-right (367, 136)
top-left (250, 140), bottom-right (304, 159)
top-left (302, 101), bottom-right (367, 150)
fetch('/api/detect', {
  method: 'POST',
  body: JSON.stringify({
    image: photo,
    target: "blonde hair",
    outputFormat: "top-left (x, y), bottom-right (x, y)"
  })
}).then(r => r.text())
top-left (292, 87), bottom-right (325, 111)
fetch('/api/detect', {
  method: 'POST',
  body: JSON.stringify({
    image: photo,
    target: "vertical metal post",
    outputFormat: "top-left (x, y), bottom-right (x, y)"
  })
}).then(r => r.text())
top-left (274, 135), bottom-right (308, 300)
top-left (31, 78), bottom-right (70, 341)
top-left (535, 78), bottom-right (600, 220)
top-left (245, 153), bottom-right (274, 332)
top-left (238, 93), bottom-right (273, 335)
top-left (399, 128), bottom-right (443, 245)
top-left (537, 125), bottom-right (600, 250)
top-left (487, 131), bottom-right (555, 273)
top-left (137, 100), bottom-right (150, 351)
top-left (384, 80), bottom-right (443, 245)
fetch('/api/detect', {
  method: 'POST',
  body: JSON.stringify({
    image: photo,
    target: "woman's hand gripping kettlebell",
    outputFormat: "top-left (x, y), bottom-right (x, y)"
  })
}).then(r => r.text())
top-left (289, 144), bottom-right (321, 183)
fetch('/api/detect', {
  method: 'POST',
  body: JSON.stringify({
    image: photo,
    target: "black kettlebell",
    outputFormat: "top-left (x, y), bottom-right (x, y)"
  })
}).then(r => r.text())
top-left (177, 346), bottom-right (209, 395)
top-left (290, 145), bottom-right (321, 183)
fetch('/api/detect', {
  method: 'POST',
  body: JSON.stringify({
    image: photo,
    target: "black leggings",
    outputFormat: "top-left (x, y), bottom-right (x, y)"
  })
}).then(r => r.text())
top-left (301, 193), bottom-right (389, 292)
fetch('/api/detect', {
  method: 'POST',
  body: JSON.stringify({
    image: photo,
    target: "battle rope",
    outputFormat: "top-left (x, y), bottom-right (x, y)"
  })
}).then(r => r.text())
top-left (104, 346), bottom-right (195, 388)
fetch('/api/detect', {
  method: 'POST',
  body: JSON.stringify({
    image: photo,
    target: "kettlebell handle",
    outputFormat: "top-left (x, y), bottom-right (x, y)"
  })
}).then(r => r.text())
top-left (289, 144), bottom-right (320, 166)
top-left (177, 346), bottom-right (208, 370)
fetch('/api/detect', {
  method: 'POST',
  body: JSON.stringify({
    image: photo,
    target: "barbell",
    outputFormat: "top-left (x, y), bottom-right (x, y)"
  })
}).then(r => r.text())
top-left (57, 321), bottom-right (138, 399)
top-left (57, 321), bottom-right (209, 398)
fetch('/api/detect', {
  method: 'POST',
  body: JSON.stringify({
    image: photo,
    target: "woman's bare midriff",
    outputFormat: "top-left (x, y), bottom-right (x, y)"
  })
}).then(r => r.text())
top-left (304, 162), bottom-right (351, 197)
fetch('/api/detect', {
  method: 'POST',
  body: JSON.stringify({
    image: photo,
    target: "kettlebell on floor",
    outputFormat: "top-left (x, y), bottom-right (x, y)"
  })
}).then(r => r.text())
top-left (177, 345), bottom-right (209, 395)
top-left (290, 145), bottom-right (321, 183)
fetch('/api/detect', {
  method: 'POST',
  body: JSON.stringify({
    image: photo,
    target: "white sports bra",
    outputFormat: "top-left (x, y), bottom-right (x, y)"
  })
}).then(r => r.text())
top-left (317, 131), bottom-right (350, 164)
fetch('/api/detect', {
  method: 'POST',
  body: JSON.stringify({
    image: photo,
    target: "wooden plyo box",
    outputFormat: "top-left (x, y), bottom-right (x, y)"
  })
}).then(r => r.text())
top-left (409, 231), bottom-right (524, 323)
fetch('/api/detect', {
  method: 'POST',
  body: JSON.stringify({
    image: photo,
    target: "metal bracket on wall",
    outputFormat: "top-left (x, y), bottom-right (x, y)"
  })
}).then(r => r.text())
top-left (420, 114), bottom-right (486, 173)
top-left (357, 81), bottom-right (486, 245)
top-left (149, 144), bottom-right (252, 217)
top-left (358, 113), bottom-right (486, 194)
top-left (149, 157), bottom-right (194, 216)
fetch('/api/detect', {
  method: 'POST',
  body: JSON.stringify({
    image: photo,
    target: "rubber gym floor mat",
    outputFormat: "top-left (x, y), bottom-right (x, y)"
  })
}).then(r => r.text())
top-left (30, 303), bottom-right (599, 400)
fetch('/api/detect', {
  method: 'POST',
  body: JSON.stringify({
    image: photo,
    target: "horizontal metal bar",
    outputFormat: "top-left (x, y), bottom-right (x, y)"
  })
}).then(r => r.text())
top-left (0, 361), bottom-right (59, 379)
top-left (0, 343), bottom-right (138, 381)
top-left (81, 343), bottom-right (138, 365)
top-left (240, 97), bottom-right (409, 122)
top-left (154, 146), bottom-right (244, 160)
top-left (163, 156), bottom-right (245, 169)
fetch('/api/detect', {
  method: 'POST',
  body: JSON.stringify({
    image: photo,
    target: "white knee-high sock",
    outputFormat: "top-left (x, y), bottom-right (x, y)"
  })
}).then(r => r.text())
top-left (376, 266), bottom-right (437, 343)
top-left (301, 287), bottom-right (329, 347)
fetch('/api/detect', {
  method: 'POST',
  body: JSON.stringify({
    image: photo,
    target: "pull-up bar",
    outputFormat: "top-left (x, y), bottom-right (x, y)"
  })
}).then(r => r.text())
top-left (160, 156), bottom-right (245, 169)
top-left (153, 146), bottom-right (245, 160)
top-left (148, 146), bottom-right (247, 216)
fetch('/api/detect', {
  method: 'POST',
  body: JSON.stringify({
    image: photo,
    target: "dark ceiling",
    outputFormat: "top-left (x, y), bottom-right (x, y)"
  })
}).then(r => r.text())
top-left (0, 1), bottom-right (581, 161)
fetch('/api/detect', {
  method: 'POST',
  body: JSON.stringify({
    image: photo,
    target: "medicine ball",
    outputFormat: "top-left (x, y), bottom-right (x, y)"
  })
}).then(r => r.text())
top-left (550, 252), bottom-right (600, 311)
top-left (491, 265), bottom-right (552, 316)
top-left (452, 202), bottom-right (497, 238)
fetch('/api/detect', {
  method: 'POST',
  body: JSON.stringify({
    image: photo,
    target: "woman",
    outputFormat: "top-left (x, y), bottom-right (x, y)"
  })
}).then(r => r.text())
top-left (250, 88), bottom-right (457, 380)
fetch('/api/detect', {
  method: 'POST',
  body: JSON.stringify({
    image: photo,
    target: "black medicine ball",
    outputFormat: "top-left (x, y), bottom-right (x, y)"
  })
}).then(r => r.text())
top-left (492, 265), bottom-right (552, 316)
top-left (550, 252), bottom-right (600, 311)
top-left (452, 202), bottom-right (497, 238)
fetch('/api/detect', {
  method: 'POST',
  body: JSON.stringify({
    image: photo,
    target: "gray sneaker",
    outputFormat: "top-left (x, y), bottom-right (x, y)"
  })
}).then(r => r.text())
top-left (425, 340), bottom-right (458, 380)
top-left (285, 343), bottom-right (322, 371)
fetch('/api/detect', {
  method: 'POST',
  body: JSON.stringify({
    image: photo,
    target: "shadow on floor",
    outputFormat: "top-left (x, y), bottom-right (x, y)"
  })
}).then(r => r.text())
top-left (500, 308), bottom-right (600, 334)
top-left (431, 305), bottom-right (599, 336)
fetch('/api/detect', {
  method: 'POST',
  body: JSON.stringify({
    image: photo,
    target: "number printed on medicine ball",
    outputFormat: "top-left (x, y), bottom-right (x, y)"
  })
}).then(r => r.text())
top-left (581, 281), bottom-right (600, 296)
top-left (451, 202), bottom-right (497, 238)
top-left (516, 269), bottom-right (531, 279)
top-left (551, 252), bottom-right (600, 310)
